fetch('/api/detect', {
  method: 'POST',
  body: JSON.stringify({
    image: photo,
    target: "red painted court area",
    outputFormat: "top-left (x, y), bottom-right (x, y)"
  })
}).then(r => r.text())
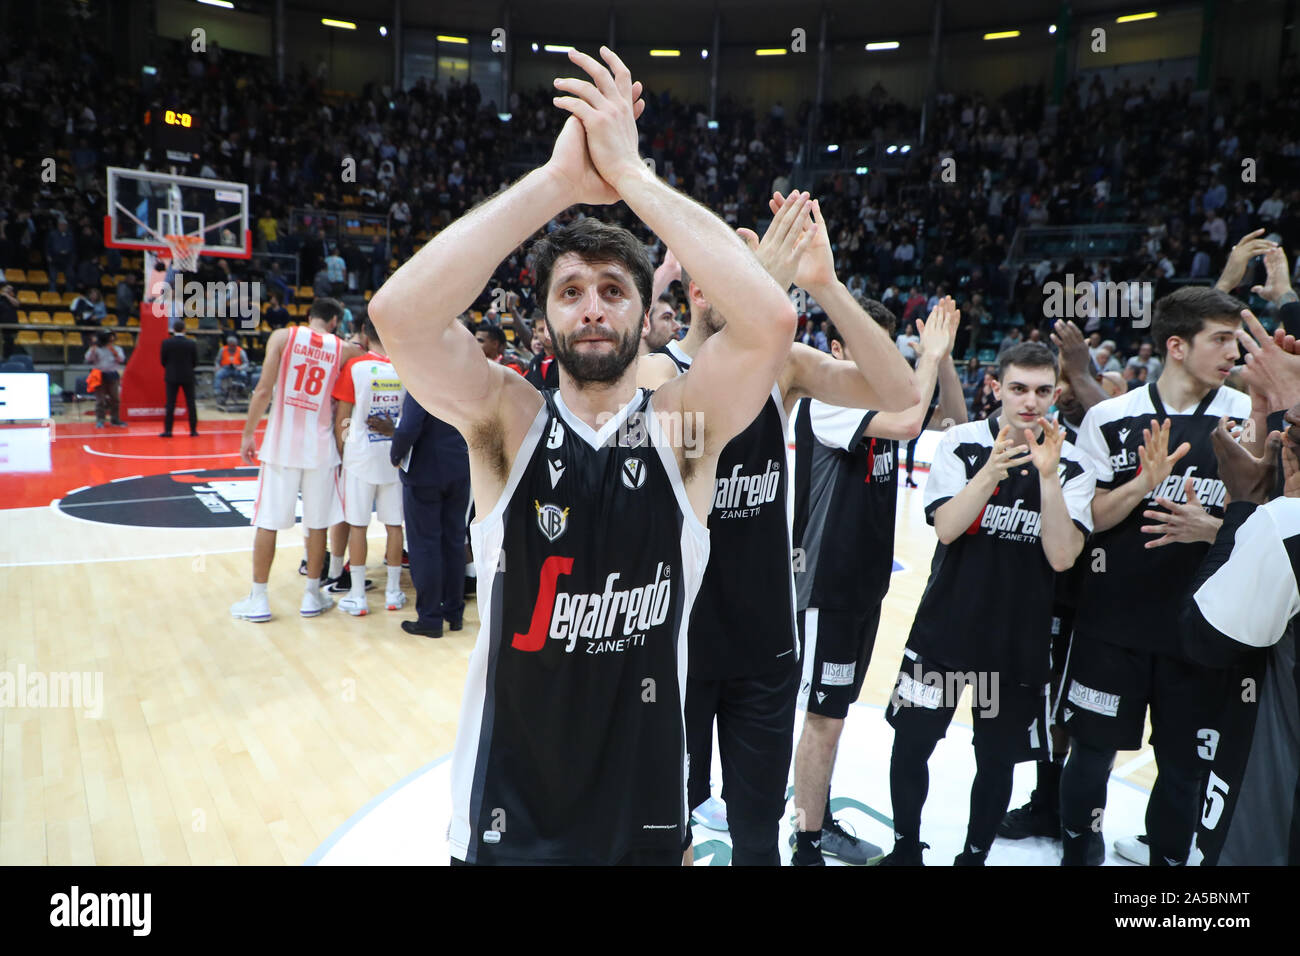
top-left (0, 420), bottom-right (265, 509)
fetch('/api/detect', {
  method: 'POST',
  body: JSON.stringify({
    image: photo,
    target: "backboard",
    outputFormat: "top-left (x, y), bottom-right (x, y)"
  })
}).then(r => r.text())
top-left (104, 166), bottom-right (252, 263)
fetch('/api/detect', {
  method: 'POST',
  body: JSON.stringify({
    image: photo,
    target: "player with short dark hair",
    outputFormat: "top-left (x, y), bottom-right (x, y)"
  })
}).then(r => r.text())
top-left (873, 342), bottom-right (1095, 866)
top-left (639, 191), bottom-right (920, 866)
top-left (1059, 285), bottom-right (1251, 866)
top-left (998, 319), bottom-right (1110, 841)
top-left (369, 47), bottom-right (799, 865)
top-left (789, 296), bottom-right (966, 866)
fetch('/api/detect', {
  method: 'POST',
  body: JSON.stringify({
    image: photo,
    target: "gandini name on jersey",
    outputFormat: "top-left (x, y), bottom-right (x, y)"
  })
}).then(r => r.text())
top-left (511, 555), bottom-right (673, 654)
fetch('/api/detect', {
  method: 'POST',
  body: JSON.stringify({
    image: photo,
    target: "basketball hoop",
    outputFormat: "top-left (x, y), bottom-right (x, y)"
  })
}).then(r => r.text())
top-left (163, 234), bottom-right (204, 273)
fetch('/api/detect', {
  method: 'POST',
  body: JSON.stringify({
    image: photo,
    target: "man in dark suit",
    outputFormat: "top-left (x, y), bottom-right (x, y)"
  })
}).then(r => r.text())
top-left (159, 318), bottom-right (199, 437)
top-left (386, 391), bottom-right (471, 638)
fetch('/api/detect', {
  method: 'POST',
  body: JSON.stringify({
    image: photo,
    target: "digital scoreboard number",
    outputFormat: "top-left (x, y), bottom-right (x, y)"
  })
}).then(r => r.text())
top-left (144, 108), bottom-right (202, 164)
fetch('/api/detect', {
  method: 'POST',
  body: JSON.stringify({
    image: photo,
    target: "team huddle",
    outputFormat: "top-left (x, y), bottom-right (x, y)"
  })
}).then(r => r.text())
top-left (233, 48), bottom-right (1300, 866)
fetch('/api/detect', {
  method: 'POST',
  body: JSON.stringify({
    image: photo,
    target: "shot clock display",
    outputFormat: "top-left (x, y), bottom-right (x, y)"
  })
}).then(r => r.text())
top-left (144, 107), bottom-right (202, 164)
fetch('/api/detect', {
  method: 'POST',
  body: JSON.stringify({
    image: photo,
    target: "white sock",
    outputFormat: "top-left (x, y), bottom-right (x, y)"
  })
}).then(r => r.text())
top-left (306, 577), bottom-right (321, 595)
top-left (386, 564), bottom-right (401, 593)
top-left (351, 565), bottom-right (366, 598)
top-left (329, 554), bottom-right (345, 579)
top-left (251, 581), bottom-right (268, 599)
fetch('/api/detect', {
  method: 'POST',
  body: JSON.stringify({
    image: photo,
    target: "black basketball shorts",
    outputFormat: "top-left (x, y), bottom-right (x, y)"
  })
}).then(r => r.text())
top-left (1060, 637), bottom-right (1233, 774)
top-left (796, 605), bottom-right (881, 719)
top-left (885, 647), bottom-right (1054, 763)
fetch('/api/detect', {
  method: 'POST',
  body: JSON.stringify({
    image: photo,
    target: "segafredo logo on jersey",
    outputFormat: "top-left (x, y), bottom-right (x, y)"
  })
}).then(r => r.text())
top-left (976, 498), bottom-right (1041, 540)
top-left (713, 458), bottom-right (781, 515)
top-left (1145, 467), bottom-right (1227, 510)
top-left (510, 555), bottom-right (673, 654)
top-left (870, 444), bottom-right (895, 480)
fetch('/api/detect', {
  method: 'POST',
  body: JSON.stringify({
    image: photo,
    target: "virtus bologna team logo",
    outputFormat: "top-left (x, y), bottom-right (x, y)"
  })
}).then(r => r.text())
top-left (534, 500), bottom-right (570, 542)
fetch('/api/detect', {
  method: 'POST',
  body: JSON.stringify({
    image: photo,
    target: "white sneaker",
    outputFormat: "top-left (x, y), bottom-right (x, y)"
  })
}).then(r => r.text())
top-left (301, 589), bottom-right (335, 618)
top-left (231, 591), bottom-right (272, 623)
top-left (338, 593), bottom-right (368, 617)
top-left (385, 590), bottom-right (407, 611)
top-left (1114, 834), bottom-right (1150, 866)
top-left (692, 796), bottom-right (729, 832)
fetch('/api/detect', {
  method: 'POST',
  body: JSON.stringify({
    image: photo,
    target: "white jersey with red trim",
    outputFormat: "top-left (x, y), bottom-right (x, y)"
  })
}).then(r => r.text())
top-left (334, 351), bottom-right (405, 485)
top-left (259, 325), bottom-right (344, 469)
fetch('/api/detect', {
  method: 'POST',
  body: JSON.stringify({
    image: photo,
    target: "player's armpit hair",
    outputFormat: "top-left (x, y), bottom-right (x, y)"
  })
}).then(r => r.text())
top-left (468, 415), bottom-right (510, 482)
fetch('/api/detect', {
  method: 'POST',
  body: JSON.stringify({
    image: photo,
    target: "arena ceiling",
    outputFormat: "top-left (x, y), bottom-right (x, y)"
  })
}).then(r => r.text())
top-left (255, 0), bottom-right (1273, 47)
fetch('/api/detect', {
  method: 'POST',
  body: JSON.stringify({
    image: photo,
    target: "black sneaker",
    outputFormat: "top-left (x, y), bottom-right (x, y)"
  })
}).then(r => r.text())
top-left (997, 790), bottom-right (1061, 840)
top-left (447, 619), bottom-right (464, 631)
top-left (325, 566), bottom-right (376, 593)
top-left (789, 849), bottom-right (826, 866)
top-left (869, 840), bottom-right (928, 866)
top-left (818, 818), bottom-right (881, 865)
top-left (1061, 828), bottom-right (1105, 866)
top-left (298, 559), bottom-right (308, 576)
top-left (953, 847), bottom-right (988, 866)
top-left (401, 548), bottom-right (409, 569)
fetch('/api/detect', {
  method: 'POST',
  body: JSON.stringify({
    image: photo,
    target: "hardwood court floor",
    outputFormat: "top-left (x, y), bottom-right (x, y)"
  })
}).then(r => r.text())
top-left (0, 411), bottom-right (1155, 864)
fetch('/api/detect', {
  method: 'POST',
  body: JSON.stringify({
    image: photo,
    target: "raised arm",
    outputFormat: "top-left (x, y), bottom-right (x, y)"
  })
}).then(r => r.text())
top-left (553, 47), bottom-right (796, 458)
top-left (1051, 319), bottom-right (1108, 414)
top-left (759, 194), bottom-right (918, 412)
top-left (865, 298), bottom-right (959, 440)
top-left (368, 82), bottom-right (645, 436)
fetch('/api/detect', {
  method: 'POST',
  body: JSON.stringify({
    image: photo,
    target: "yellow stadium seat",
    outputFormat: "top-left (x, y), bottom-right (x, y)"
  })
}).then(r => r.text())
top-left (504, 328), bottom-right (515, 342)
top-left (60, 292), bottom-right (77, 305)
top-left (15, 331), bottom-right (40, 346)
top-left (105, 294), bottom-right (117, 308)
top-left (101, 316), bottom-right (117, 326)
top-left (185, 317), bottom-right (199, 330)
top-left (4, 269), bottom-right (24, 283)
top-left (41, 331), bottom-right (64, 346)
top-left (51, 312), bottom-right (74, 326)
top-left (127, 316), bottom-right (140, 327)
top-left (296, 286), bottom-right (313, 300)
top-left (100, 274), bottom-right (115, 287)
top-left (39, 291), bottom-right (61, 306)
top-left (27, 270), bottom-right (48, 286)
top-left (364, 289), bottom-right (372, 301)
top-left (15, 310), bottom-right (25, 323)
top-left (17, 289), bottom-right (38, 304)
top-left (26, 311), bottom-right (51, 325)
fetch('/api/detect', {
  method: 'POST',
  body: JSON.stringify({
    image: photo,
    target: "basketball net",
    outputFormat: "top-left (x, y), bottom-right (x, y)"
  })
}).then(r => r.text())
top-left (163, 234), bottom-right (204, 273)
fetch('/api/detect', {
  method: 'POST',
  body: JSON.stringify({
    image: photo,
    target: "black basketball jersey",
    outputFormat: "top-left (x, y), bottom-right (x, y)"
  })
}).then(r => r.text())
top-left (1185, 497), bottom-right (1300, 865)
top-left (792, 397), bottom-right (897, 612)
top-left (1073, 382), bottom-right (1251, 657)
top-left (656, 340), bottom-right (798, 679)
top-left (909, 417), bottom-right (1095, 686)
top-left (449, 387), bottom-right (710, 864)
top-left (1053, 414), bottom-right (1089, 610)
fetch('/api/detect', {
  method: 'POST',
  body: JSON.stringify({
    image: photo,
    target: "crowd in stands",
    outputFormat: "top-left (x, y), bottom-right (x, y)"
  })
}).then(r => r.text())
top-left (4, 25), bottom-right (1300, 397)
